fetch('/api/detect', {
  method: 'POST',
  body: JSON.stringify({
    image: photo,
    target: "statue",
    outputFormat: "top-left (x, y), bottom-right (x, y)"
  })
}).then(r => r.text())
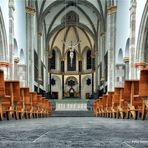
top-left (62, 40), bottom-right (81, 67)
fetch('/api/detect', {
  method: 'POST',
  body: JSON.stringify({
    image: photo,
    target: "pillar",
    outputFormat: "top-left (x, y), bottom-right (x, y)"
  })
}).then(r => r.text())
top-left (79, 60), bottom-right (82, 99)
top-left (124, 57), bottom-right (129, 80)
top-left (129, 0), bottom-right (137, 79)
top-left (26, 5), bottom-right (36, 90)
top-left (45, 49), bottom-right (49, 92)
top-left (106, 5), bottom-right (117, 91)
top-left (37, 32), bottom-right (42, 92)
top-left (135, 62), bottom-right (146, 79)
top-left (8, 0), bottom-right (15, 80)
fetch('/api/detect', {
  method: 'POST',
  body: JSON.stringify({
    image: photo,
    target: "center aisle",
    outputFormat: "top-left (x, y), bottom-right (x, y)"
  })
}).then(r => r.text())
top-left (0, 117), bottom-right (148, 148)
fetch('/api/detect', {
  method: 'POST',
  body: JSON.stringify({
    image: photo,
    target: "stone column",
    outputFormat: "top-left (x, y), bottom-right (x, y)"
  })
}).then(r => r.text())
top-left (100, 32), bottom-right (106, 93)
top-left (124, 57), bottom-right (129, 80)
top-left (26, 5), bottom-right (36, 90)
top-left (45, 49), bottom-right (49, 92)
top-left (79, 60), bottom-right (82, 99)
top-left (61, 60), bottom-right (64, 99)
top-left (14, 57), bottom-right (19, 80)
top-left (8, 0), bottom-right (15, 80)
top-left (135, 62), bottom-right (146, 79)
top-left (37, 32), bottom-right (42, 92)
top-left (129, 0), bottom-right (137, 79)
top-left (95, 40), bottom-right (99, 93)
top-left (106, 5), bottom-right (117, 92)
top-left (100, 32), bottom-right (105, 83)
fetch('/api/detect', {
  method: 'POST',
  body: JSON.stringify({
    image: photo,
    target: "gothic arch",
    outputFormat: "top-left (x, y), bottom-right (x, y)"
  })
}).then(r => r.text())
top-left (14, 38), bottom-right (18, 57)
top-left (124, 38), bottom-right (130, 58)
top-left (82, 46), bottom-right (92, 71)
top-left (20, 49), bottom-right (25, 64)
top-left (0, 7), bottom-right (8, 61)
top-left (118, 48), bottom-right (123, 63)
top-left (136, 1), bottom-right (148, 62)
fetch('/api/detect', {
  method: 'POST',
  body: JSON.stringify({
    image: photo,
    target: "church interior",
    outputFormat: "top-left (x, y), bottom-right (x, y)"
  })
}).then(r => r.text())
top-left (0, 0), bottom-right (148, 147)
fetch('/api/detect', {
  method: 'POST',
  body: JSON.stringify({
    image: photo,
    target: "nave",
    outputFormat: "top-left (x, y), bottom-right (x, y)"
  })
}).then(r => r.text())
top-left (0, 116), bottom-right (148, 148)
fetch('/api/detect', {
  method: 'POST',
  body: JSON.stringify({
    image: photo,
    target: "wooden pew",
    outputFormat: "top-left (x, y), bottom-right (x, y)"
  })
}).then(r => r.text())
top-left (5, 80), bottom-right (21, 120)
top-left (139, 68), bottom-right (148, 120)
top-left (37, 95), bottom-right (43, 118)
top-left (98, 96), bottom-right (103, 117)
top-left (111, 87), bottom-right (123, 118)
top-left (47, 100), bottom-right (52, 116)
top-left (116, 87), bottom-right (125, 119)
top-left (18, 87), bottom-right (31, 119)
top-left (45, 99), bottom-right (52, 117)
top-left (0, 70), bottom-right (11, 120)
top-left (93, 99), bottom-right (100, 117)
top-left (31, 92), bottom-right (38, 118)
top-left (123, 80), bottom-right (142, 120)
top-left (102, 94), bottom-right (107, 117)
top-left (106, 92), bottom-right (114, 118)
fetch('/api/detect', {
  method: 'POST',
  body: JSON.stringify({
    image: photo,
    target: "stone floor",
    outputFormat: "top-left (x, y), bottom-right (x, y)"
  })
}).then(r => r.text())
top-left (0, 116), bottom-right (148, 148)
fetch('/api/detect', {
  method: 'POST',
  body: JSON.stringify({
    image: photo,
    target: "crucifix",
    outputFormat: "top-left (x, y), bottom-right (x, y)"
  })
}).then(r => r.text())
top-left (62, 40), bottom-right (81, 67)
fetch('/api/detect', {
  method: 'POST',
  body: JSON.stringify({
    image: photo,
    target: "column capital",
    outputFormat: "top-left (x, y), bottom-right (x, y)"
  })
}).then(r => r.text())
top-left (0, 61), bottom-right (9, 67)
top-left (135, 62), bottom-right (146, 69)
top-left (100, 32), bottom-right (106, 36)
top-left (107, 6), bottom-right (117, 15)
top-left (14, 57), bottom-right (20, 63)
top-left (123, 57), bottom-right (129, 63)
top-left (38, 77), bottom-right (42, 82)
top-left (26, 6), bottom-right (36, 16)
top-left (37, 32), bottom-right (42, 37)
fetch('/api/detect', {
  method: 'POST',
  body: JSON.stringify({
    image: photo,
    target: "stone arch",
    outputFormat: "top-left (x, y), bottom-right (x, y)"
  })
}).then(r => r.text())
top-left (118, 48), bottom-right (123, 63)
top-left (124, 38), bottom-right (130, 58)
top-left (13, 38), bottom-right (18, 57)
top-left (51, 75), bottom-right (62, 99)
top-left (0, 7), bottom-right (8, 61)
top-left (136, 1), bottom-right (148, 62)
top-left (20, 49), bottom-right (25, 64)
top-left (81, 75), bottom-right (92, 99)
top-left (52, 46), bottom-right (61, 71)
top-left (82, 46), bottom-right (91, 71)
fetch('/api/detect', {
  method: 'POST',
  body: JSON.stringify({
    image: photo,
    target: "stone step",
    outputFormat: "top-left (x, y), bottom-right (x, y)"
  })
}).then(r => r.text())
top-left (51, 111), bottom-right (95, 117)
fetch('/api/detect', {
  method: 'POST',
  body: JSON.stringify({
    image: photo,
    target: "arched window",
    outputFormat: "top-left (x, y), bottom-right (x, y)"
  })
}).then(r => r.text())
top-left (118, 48), bottom-right (123, 63)
top-left (51, 50), bottom-right (56, 69)
top-left (67, 50), bottom-right (76, 71)
top-left (20, 49), bottom-right (25, 64)
top-left (86, 50), bottom-right (91, 69)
